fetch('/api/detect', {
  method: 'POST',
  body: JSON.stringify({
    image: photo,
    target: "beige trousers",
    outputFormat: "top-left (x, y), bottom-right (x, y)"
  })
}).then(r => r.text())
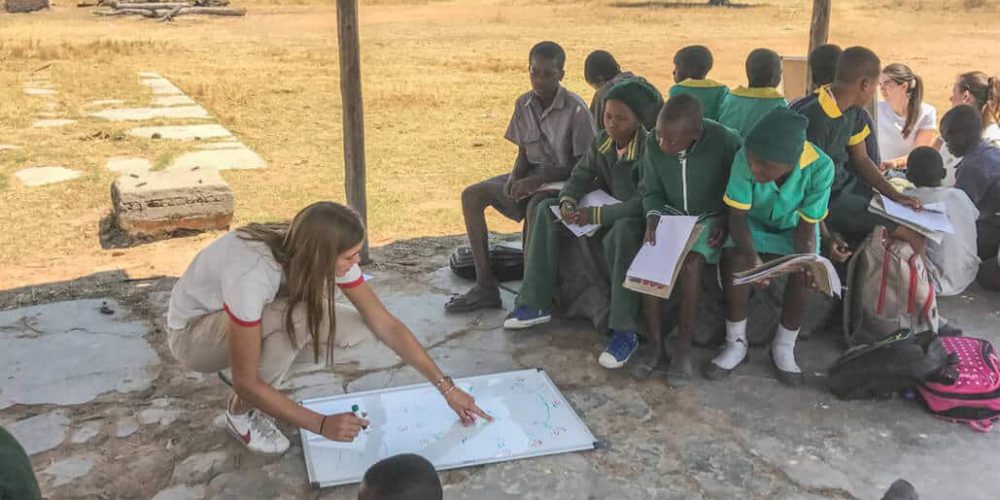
top-left (167, 299), bottom-right (373, 386)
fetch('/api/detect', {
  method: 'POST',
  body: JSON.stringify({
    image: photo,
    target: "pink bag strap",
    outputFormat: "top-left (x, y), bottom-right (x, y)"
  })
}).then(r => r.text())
top-left (968, 420), bottom-right (994, 433)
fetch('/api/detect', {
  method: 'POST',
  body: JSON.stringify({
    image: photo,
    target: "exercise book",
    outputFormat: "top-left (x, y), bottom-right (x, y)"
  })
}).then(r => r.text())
top-left (623, 215), bottom-right (703, 299)
top-left (549, 189), bottom-right (620, 237)
top-left (299, 368), bottom-right (597, 488)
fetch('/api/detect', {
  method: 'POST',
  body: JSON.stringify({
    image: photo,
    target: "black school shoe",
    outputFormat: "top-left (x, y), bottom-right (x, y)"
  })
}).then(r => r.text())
top-left (769, 350), bottom-right (805, 387)
top-left (701, 353), bottom-right (748, 381)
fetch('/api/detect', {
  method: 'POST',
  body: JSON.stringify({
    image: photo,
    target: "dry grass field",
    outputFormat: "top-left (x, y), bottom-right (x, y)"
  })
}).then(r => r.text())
top-left (0, 0), bottom-right (997, 289)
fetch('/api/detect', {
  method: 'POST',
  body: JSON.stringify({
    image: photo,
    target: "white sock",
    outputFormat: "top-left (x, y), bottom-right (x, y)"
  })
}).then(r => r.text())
top-left (772, 324), bottom-right (801, 373)
top-left (713, 320), bottom-right (748, 370)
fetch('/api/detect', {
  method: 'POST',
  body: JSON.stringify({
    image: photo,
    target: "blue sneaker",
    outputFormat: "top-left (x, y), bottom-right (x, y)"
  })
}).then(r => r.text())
top-left (503, 306), bottom-right (552, 330)
top-left (599, 330), bottom-right (638, 369)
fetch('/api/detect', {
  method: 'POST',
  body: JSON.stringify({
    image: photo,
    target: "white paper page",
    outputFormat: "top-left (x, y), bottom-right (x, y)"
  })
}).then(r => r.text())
top-left (626, 216), bottom-right (699, 284)
top-left (536, 181), bottom-right (566, 192)
top-left (549, 189), bottom-right (619, 238)
top-left (879, 195), bottom-right (954, 234)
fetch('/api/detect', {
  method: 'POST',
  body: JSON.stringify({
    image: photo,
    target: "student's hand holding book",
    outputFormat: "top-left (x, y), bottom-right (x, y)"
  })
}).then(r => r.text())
top-left (560, 200), bottom-right (579, 224)
top-left (644, 215), bottom-right (660, 245)
top-left (511, 176), bottom-right (544, 200)
top-left (889, 191), bottom-right (924, 211)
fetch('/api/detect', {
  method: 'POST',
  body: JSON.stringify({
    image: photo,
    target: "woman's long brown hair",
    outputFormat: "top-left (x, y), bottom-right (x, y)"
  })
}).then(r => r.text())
top-left (237, 202), bottom-right (365, 363)
top-left (957, 71), bottom-right (1000, 129)
top-left (882, 63), bottom-right (924, 139)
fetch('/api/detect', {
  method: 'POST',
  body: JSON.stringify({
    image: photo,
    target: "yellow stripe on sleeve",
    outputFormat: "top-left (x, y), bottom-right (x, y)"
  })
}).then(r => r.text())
top-left (847, 124), bottom-right (871, 146)
top-left (723, 194), bottom-right (751, 211)
top-left (798, 209), bottom-right (828, 224)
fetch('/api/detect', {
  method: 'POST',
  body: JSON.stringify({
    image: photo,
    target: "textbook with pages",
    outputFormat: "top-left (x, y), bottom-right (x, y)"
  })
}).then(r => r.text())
top-left (623, 215), bottom-right (703, 299)
top-left (868, 194), bottom-right (953, 244)
top-left (549, 189), bottom-right (620, 237)
top-left (732, 253), bottom-right (842, 297)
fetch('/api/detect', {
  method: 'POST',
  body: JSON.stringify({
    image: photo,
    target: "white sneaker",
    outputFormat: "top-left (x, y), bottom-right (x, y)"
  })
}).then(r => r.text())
top-left (225, 410), bottom-right (290, 455)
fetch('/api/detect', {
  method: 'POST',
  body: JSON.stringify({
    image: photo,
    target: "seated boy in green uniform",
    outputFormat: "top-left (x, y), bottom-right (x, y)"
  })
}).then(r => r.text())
top-left (638, 94), bottom-right (742, 386)
top-left (790, 46), bottom-right (924, 251)
top-left (668, 45), bottom-right (729, 121)
top-left (718, 48), bottom-right (788, 137)
top-left (585, 50), bottom-right (663, 131)
top-left (504, 80), bottom-right (660, 370)
top-left (705, 107), bottom-right (835, 386)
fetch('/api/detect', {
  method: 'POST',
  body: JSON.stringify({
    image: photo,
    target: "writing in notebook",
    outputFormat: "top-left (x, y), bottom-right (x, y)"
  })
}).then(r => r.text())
top-left (623, 216), bottom-right (702, 299)
top-left (549, 189), bottom-right (620, 237)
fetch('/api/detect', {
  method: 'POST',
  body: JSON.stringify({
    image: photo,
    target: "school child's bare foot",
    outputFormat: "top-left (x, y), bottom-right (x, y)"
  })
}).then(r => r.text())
top-left (631, 352), bottom-right (667, 380)
top-left (444, 286), bottom-right (502, 313)
top-left (666, 348), bottom-right (694, 388)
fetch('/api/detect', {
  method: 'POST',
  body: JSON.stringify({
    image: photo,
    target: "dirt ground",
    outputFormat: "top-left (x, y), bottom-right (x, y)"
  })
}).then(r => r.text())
top-left (1, 0), bottom-right (998, 290)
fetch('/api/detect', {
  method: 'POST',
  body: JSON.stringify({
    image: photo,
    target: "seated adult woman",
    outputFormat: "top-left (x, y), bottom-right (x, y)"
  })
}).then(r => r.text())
top-left (938, 71), bottom-right (1000, 183)
top-left (167, 202), bottom-right (491, 455)
top-left (876, 63), bottom-right (938, 171)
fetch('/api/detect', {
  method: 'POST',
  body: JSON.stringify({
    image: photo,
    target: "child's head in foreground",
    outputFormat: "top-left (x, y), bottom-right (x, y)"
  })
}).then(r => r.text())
top-left (358, 453), bottom-right (442, 500)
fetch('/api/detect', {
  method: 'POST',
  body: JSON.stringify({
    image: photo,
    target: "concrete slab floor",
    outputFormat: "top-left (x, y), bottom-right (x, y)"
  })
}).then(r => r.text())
top-left (2, 251), bottom-right (998, 499)
top-left (13, 166), bottom-right (82, 187)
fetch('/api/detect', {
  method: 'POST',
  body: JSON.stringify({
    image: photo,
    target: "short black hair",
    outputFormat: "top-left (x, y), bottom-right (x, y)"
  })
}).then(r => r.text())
top-left (941, 104), bottom-right (984, 143)
top-left (906, 146), bottom-right (945, 188)
top-left (584, 50), bottom-right (621, 85)
top-left (834, 46), bottom-right (881, 86)
top-left (658, 93), bottom-right (703, 129)
top-left (673, 45), bottom-right (713, 80)
top-left (359, 454), bottom-right (442, 500)
top-left (746, 48), bottom-right (782, 88)
top-left (529, 41), bottom-right (566, 70)
top-left (808, 44), bottom-right (842, 87)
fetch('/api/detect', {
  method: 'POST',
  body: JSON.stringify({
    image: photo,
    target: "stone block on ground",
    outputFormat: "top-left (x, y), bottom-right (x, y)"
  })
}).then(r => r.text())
top-left (112, 168), bottom-right (235, 238)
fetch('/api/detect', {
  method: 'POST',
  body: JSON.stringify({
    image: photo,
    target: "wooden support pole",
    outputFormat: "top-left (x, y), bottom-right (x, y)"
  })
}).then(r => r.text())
top-left (807, 0), bottom-right (831, 91)
top-left (336, 0), bottom-right (369, 263)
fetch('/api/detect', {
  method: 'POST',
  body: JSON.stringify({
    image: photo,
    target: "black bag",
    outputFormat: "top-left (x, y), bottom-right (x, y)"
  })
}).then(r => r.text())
top-left (449, 244), bottom-right (524, 282)
top-left (827, 329), bottom-right (949, 400)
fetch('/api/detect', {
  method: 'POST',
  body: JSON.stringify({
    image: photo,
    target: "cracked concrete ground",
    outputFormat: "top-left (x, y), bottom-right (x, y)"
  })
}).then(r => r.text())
top-left (1, 236), bottom-right (998, 499)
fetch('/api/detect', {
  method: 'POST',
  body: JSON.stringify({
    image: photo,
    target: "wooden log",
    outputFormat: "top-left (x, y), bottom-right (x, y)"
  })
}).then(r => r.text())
top-left (93, 7), bottom-right (157, 16)
top-left (156, 4), bottom-right (184, 21)
top-left (107, 2), bottom-right (190, 9)
top-left (169, 6), bottom-right (245, 16)
top-left (337, 0), bottom-right (369, 263)
top-left (807, 0), bottom-right (831, 90)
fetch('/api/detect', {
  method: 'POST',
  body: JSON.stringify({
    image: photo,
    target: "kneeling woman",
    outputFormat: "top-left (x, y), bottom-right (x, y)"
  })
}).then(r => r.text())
top-left (167, 202), bottom-right (491, 454)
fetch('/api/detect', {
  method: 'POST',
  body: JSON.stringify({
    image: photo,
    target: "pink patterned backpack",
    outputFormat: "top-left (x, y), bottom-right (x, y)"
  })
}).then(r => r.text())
top-left (916, 336), bottom-right (1000, 432)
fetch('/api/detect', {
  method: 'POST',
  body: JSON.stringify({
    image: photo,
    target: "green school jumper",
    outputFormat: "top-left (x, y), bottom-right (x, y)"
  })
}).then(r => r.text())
top-left (517, 128), bottom-right (647, 332)
top-left (792, 85), bottom-right (877, 240)
top-left (668, 78), bottom-right (730, 121)
top-left (717, 87), bottom-right (788, 137)
top-left (0, 427), bottom-right (41, 500)
top-left (722, 142), bottom-right (835, 255)
top-left (640, 119), bottom-right (743, 264)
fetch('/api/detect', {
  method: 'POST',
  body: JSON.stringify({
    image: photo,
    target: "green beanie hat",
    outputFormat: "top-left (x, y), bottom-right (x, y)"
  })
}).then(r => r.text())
top-left (605, 79), bottom-right (659, 120)
top-left (745, 106), bottom-right (809, 165)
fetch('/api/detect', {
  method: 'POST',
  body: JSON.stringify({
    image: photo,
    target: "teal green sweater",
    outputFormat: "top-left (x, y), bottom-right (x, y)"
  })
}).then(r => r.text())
top-left (560, 127), bottom-right (647, 226)
top-left (669, 78), bottom-right (730, 121)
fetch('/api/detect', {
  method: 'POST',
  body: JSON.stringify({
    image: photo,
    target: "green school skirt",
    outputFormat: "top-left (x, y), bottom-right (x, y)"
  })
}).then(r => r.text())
top-left (724, 218), bottom-right (820, 256)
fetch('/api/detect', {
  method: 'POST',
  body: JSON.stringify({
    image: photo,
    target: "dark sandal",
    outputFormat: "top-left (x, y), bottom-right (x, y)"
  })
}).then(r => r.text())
top-left (444, 287), bottom-right (502, 313)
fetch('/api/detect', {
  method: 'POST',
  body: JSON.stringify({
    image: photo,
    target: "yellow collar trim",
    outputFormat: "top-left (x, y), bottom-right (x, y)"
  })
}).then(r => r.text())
top-left (799, 142), bottom-right (819, 169)
top-left (817, 85), bottom-right (843, 118)
top-left (729, 86), bottom-right (785, 99)
top-left (598, 136), bottom-right (614, 154)
top-left (599, 128), bottom-right (643, 161)
top-left (677, 78), bottom-right (726, 89)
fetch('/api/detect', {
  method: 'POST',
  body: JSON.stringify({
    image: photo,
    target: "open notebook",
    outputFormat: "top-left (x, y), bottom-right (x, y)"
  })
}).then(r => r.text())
top-left (623, 216), bottom-right (703, 299)
top-left (732, 253), bottom-right (842, 297)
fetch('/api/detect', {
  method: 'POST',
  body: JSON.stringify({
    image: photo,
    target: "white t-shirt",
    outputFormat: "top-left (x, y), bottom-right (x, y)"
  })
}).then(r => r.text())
top-left (943, 123), bottom-right (1000, 185)
top-left (167, 231), bottom-right (364, 330)
top-left (877, 100), bottom-right (937, 161)
top-left (905, 187), bottom-right (981, 296)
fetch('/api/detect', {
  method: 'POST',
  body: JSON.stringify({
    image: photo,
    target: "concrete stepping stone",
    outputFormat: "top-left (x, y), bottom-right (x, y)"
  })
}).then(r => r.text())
top-left (167, 147), bottom-right (266, 171)
top-left (9, 410), bottom-right (70, 455)
top-left (43, 456), bottom-right (95, 487)
top-left (129, 124), bottom-right (233, 141)
top-left (138, 71), bottom-right (162, 79)
top-left (106, 157), bottom-right (152, 174)
top-left (24, 88), bottom-right (56, 96)
top-left (14, 166), bottom-right (82, 187)
top-left (151, 485), bottom-right (206, 500)
top-left (115, 418), bottom-right (139, 438)
top-left (141, 78), bottom-right (184, 96)
top-left (0, 298), bottom-right (160, 409)
top-left (32, 118), bottom-right (76, 128)
top-left (89, 105), bottom-right (210, 122)
top-left (152, 95), bottom-right (196, 107)
top-left (195, 141), bottom-right (244, 150)
top-left (84, 99), bottom-right (127, 108)
top-left (70, 423), bottom-right (101, 444)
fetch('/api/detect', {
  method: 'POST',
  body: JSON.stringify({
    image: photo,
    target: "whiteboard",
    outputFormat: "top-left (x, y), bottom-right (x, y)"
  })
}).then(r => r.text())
top-left (299, 368), bottom-right (597, 488)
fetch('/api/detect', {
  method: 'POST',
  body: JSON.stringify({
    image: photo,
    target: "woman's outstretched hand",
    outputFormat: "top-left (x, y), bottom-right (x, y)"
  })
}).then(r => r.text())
top-left (443, 386), bottom-right (494, 426)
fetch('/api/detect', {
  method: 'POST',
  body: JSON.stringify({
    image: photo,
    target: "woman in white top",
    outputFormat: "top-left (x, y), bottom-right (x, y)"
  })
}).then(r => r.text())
top-left (167, 202), bottom-right (491, 455)
top-left (939, 71), bottom-right (1000, 183)
top-left (877, 64), bottom-right (938, 171)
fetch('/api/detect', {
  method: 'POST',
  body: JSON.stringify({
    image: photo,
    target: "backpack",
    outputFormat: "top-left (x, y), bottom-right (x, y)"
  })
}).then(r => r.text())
top-left (843, 226), bottom-right (939, 346)
top-left (449, 244), bottom-right (524, 282)
top-left (827, 329), bottom-right (948, 400)
top-left (916, 336), bottom-right (1000, 432)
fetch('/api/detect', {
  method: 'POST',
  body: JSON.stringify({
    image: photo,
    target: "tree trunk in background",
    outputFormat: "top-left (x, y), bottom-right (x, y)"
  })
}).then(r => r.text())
top-left (337, 0), bottom-right (370, 263)
top-left (807, 0), bottom-right (832, 90)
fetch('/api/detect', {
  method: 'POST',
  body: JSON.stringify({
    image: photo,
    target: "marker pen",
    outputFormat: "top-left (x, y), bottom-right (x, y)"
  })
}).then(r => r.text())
top-left (352, 404), bottom-right (369, 431)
